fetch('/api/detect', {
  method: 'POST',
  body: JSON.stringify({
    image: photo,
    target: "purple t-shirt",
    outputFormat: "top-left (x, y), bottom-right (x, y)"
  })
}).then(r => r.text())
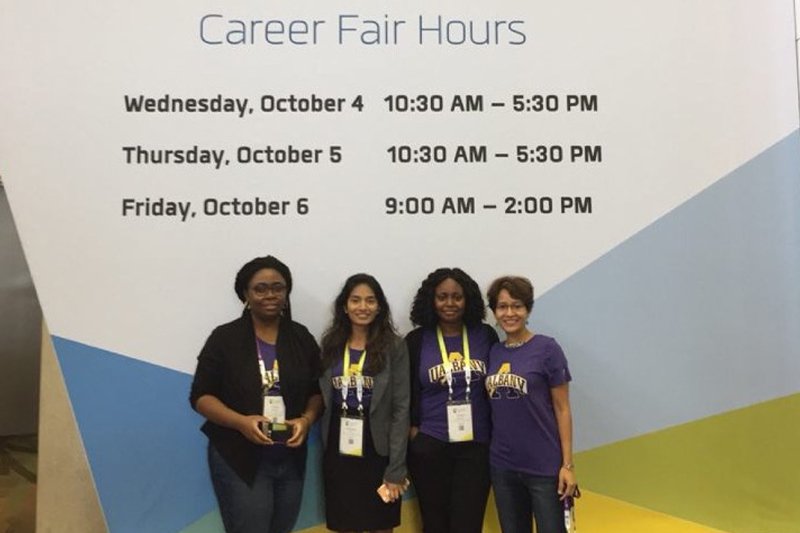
top-left (330, 348), bottom-right (374, 414)
top-left (256, 337), bottom-right (280, 395)
top-left (418, 327), bottom-right (493, 443)
top-left (486, 334), bottom-right (571, 475)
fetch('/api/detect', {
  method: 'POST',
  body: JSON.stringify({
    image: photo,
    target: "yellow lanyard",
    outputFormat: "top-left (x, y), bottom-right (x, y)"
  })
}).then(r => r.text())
top-left (256, 338), bottom-right (279, 390)
top-left (436, 326), bottom-right (471, 401)
top-left (342, 343), bottom-right (367, 414)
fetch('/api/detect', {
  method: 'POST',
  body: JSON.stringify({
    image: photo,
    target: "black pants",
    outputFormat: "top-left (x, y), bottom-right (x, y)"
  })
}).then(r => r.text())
top-left (407, 432), bottom-right (491, 533)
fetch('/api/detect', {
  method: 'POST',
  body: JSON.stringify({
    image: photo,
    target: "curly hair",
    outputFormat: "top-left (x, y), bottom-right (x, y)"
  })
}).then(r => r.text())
top-left (486, 276), bottom-right (534, 312)
top-left (321, 273), bottom-right (397, 374)
top-left (234, 255), bottom-right (293, 319)
top-left (409, 267), bottom-right (487, 328)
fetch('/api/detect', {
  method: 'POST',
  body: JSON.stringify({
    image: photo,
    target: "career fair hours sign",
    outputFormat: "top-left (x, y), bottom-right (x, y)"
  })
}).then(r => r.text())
top-left (0, 1), bottom-right (797, 374)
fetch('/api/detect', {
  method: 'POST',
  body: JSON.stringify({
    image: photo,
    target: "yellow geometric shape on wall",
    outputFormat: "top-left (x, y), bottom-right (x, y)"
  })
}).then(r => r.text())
top-left (575, 393), bottom-right (800, 533)
top-left (576, 490), bottom-right (731, 533)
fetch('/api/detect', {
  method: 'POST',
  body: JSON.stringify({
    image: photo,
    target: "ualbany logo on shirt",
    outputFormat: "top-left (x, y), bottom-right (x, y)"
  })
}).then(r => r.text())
top-left (427, 352), bottom-right (487, 385)
top-left (331, 374), bottom-right (375, 390)
top-left (262, 360), bottom-right (280, 390)
top-left (485, 362), bottom-right (528, 399)
top-left (263, 369), bottom-right (280, 387)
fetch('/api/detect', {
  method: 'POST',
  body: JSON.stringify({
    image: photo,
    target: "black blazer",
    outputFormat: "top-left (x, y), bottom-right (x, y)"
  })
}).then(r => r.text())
top-left (190, 313), bottom-right (320, 484)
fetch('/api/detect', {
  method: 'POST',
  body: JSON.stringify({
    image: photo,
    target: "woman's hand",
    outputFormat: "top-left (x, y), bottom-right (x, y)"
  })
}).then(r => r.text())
top-left (196, 395), bottom-right (273, 445)
top-left (286, 394), bottom-right (322, 448)
top-left (558, 466), bottom-right (578, 499)
top-left (381, 479), bottom-right (410, 503)
top-left (236, 414), bottom-right (273, 445)
top-left (285, 415), bottom-right (311, 448)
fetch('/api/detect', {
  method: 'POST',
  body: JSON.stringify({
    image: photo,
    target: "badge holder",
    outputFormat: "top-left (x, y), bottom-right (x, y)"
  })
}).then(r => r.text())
top-left (338, 351), bottom-right (367, 457)
top-left (446, 400), bottom-right (474, 442)
top-left (439, 326), bottom-right (475, 443)
top-left (339, 413), bottom-right (365, 457)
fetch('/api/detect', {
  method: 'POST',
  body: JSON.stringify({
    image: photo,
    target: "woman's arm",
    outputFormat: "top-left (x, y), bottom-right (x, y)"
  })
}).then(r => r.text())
top-left (286, 324), bottom-right (324, 446)
top-left (551, 383), bottom-right (577, 498)
top-left (407, 333), bottom-right (420, 440)
top-left (191, 326), bottom-right (271, 445)
top-left (286, 393), bottom-right (323, 447)
top-left (405, 329), bottom-right (423, 434)
top-left (383, 338), bottom-right (411, 497)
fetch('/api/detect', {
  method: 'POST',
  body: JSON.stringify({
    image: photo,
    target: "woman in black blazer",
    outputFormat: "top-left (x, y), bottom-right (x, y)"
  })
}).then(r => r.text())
top-left (190, 255), bottom-right (322, 533)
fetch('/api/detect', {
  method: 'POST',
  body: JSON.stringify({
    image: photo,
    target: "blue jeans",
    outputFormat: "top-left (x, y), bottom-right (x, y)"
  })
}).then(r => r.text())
top-left (208, 444), bottom-right (305, 533)
top-left (491, 467), bottom-right (566, 533)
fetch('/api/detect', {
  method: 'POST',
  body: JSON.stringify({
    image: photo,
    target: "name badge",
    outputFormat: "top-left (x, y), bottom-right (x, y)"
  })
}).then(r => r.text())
top-left (339, 415), bottom-right (364, 457)
top-left (446, 400), bottom-right (473, 442)
top-left (263, 395), bottom-right (286, 424)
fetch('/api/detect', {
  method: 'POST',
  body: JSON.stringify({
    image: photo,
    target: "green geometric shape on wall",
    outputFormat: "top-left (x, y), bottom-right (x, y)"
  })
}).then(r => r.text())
top-left (576, 393), bottom-right (800, 533)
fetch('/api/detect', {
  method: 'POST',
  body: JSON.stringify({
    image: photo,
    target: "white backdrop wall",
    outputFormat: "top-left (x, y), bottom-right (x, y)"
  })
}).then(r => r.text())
top-left (1, 1), bottom-right (799, 532)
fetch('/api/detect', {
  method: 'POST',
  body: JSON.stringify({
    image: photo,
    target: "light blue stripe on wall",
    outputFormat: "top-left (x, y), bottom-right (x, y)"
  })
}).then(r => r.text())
top-left (54, 337), bottom-right (217, 533)
top-left (54, 336), bottom-right (327, 533)
top-left (534, 131), bottom-right (800, 451)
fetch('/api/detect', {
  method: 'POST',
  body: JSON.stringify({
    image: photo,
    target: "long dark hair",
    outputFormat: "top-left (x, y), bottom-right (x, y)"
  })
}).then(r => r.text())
top-left (321, 273), bottom-right (397, 374)
top-left (409, 267), bottom-right (486, 328)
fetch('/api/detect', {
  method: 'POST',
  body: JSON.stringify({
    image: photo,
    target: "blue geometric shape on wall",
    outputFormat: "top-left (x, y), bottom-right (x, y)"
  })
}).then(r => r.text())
top-left (534, 130), bottom-right (800, 451)
top-left (297, 425), bottom-right (326, 530)
top-left (54, 337), bottom-right (216, 533)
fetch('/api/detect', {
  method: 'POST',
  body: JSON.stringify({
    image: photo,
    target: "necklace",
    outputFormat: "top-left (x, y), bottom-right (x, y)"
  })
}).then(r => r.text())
top-left (505, 333), bottom-right (532, 348)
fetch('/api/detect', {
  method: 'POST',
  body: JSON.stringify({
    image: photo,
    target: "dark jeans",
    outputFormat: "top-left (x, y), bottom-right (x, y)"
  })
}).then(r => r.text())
top-left (490, 467), bottom-right (565, 533)
top-left (407, 433), bottom-right (491, 533)
top-left (208, 444), bottom-right (305, 533)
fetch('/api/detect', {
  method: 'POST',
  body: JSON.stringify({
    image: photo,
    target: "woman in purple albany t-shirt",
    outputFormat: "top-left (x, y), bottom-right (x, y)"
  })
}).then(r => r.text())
top-left (405, 267), bottom-right (499, 533)
top-left (485, 276), bottom-right (578, 533)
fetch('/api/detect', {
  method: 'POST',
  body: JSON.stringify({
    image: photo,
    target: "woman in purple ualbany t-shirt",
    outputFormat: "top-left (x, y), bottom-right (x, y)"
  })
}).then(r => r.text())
top-left (485, 276), bottom-right (577, 533)
top-left (405, 267), bottom-right (499, 533)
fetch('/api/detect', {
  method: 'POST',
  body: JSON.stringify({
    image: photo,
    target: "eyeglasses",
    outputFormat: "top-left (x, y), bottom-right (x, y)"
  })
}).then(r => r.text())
top-left (495, 302), bottom-right (527, 313)
top-left (250, 282), bottom-right (287, 295)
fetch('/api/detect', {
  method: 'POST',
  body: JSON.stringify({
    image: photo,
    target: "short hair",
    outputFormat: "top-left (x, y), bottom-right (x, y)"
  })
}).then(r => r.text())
top-left (409, 267), bottom-right (486, 328)
top-left (234, 255), bottom-right (293, 317)
top-left (486, 276), bottom-right (534, 312)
